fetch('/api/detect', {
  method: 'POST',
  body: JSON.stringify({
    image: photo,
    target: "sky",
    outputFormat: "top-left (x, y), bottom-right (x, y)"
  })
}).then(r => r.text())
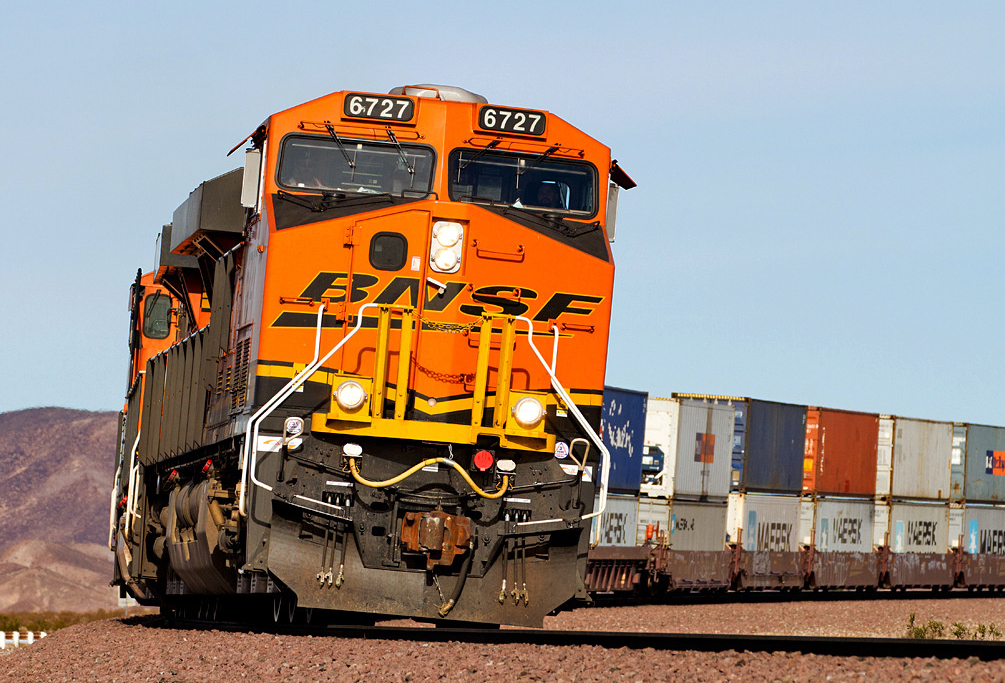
top-left (1, 2), bottom-right (1002, 426)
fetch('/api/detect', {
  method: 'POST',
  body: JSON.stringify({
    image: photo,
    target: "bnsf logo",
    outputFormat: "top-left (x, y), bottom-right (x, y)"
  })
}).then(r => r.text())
top-left (272, 272), bottom-right (603, 327)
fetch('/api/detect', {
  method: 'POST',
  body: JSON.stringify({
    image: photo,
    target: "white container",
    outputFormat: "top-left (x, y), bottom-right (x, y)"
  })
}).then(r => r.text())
top-left (812, 498), bottom-right (875, 553)
top-left (891, 417), bottom-right (953, 500)
top-left (728, 493), bottom-right (800, 552)
top-left (963, 505), bottom-right (1005, 555)
top-left (641, 397), bottom-right (734, 500)
top-left (636, 498), bottom-right (671, 544)
top-left (873, 500), bottom-right (890, 547)
top-left (668, 500), bottom-right (728, 551)
top-left (590, 493), bottom-right (639, 547)
top-left (888, 501), bottom-right (951, 553)
top-left (875, 417), bottom-right (894, 497)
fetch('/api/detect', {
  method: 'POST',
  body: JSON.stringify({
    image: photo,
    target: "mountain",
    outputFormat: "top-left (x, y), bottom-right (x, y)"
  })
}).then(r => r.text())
top-left (0, 407), bottom-right (120, 612)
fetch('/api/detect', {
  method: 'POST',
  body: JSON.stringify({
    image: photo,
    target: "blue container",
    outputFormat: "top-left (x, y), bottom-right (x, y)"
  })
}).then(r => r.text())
top-left (600, 386), bottom-right (648, 493)
top-left (731, 401), bottom-right (748, 490)
top-left (964, 424), bottom-right (1005, 503)
top-left (742, 399), bottom-right (807, 494)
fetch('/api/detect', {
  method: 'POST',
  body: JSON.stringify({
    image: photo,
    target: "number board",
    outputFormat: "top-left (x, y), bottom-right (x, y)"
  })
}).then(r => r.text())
top-left (343, 93), bottom-right (415, 122)
top-left (477, 106), bottom-right (547, 136)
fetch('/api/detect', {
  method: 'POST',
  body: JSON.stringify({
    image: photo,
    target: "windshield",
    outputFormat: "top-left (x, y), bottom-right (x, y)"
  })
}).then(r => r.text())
top-left (278, 135), bottom-right (435, 196)
top-left (448, 149), bottom-right (596, 216)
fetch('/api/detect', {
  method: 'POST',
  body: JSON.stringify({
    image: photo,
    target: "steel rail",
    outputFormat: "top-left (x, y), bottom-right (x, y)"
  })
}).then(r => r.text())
top-left (158, 617), bottom-right (1005, 661)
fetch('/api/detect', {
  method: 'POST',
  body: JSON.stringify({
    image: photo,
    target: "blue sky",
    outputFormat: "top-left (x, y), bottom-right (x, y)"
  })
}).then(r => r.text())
top-left (1, 2), bottom-right (1002, 425)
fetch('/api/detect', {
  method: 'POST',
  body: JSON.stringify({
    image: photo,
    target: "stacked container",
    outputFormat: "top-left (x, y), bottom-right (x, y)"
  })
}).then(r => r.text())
top-left (591, 386), bottom-right (647, 546)
top-left (800, 407), bottom-right (880, 587)
top-left (673, 395), bottom-right (809, 588)
top-left (642, 396), bottom-right (736, 588)
top-left (874, 416), bottom-right (955, 587)
top-left (953, 424), bottom-right (1005, 587)
top-left (641, 397), bottom-right (734, 548)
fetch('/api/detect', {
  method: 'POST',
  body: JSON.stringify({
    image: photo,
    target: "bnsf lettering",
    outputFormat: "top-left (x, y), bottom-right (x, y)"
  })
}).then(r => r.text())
top-left (755, 522), bottom-right (792, 551)
top-left (830, 517), bottom-right (863, 546)
top-left (980, 529), bottom-right (1005, 554)
top-left (907, 521), bottom-right (939, 548)
top-left (532, 292), bottom-right (603, 322)
top-left (459, 285), bottom-right (539, 317)
top-left (275, 272), bottom-right (604, 327)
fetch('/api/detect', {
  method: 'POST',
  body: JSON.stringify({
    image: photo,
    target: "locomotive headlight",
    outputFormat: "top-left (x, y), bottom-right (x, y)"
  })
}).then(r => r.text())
top-left (430, 221), bottom-right (463, 273)
top-left (334, 380), bottom-right (367, 411)
top-left (512, 396), bottom-right (545, 429)
top-left (433, 221), bottom-right (462, 248)
top-left (432, 248), bottom-right (459, 272)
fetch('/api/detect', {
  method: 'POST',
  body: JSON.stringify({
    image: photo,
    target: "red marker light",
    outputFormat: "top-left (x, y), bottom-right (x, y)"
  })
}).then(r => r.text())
top-left (202, 460), bottom-right (213, 474)
top-left (473, 450), bottom-right (494, 472)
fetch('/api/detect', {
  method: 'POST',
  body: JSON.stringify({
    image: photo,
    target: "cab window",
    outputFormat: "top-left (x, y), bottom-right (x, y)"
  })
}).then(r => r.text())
top-left (143, 292), bottom-right (172, 340)
top-left (448, 149), bottom-right (596, 216)
top-left (278, 135), bottom-right (435, 197)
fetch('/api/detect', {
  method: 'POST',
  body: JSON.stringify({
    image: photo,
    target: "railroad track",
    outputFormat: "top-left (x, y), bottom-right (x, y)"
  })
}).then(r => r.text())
top-left (158, 617), bottom-right (1005, 661)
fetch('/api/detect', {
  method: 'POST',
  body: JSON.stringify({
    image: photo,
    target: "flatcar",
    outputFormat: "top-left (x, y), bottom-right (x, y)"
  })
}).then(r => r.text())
top-left (109, 84), bottom-right (636, 627)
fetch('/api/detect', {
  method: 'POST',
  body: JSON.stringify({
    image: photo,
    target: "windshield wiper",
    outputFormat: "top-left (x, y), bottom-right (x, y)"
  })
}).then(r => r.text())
top-left (500, 203), bottom-right (601, 238)
top-left (324, 121), bottom-right (356, 171)
top-left (385, 127), bottom-right (415, 182)
top-left (277, 189), bottom-right (393, 212)
top-left (516, 145), bottom-right (559, 177)
top-left (458, 139), bottom-right (500, 171)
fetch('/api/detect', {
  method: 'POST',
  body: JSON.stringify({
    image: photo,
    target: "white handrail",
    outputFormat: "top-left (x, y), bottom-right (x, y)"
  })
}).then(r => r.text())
top-left (122, 431), bottom-right (142, 542)
top-left (238, 303), bottom-right (380, 516)
top-left (236, 307), bottom-right (610, 528)
top-left (511, 315), bottom-right (610, 527)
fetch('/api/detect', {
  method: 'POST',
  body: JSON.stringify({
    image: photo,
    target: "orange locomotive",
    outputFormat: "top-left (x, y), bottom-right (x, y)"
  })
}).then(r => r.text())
top-left (110, 84), bottom-right (635, 626)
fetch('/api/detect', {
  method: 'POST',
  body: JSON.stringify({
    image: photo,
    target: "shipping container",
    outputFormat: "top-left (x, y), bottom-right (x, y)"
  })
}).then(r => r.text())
top-left (812, 498), bottom-right (875, 553)
top-left (744, 400), bottom-right (807, 494)
top-left (731, 401), bottom-right (747, 490)
top-left (590, 493), bottom-right (639, 547)
top-left (673, 394), bottom-right (746, 491)
top-left (668, 500), bottom-right (728, 551)
top-left (890, 417), bottom-right (952, 500)
top-left (888, 501), bottom-right (951, 553)
top-left (802, 408), bottom-right (878, 496)
top-left (949, 506), bottom-right (963, 549)
top-left (951, 424), bottom-right (967, 502)
top-left (961, 505), bottom-right (1005, 587)
top-left (727, 493), bottom-right (801, 552)
top-left (963, 505), bottom-right (1005, 555)
top-left (875, 417), bottom-right (894, 497)
top-left (599, 386), bottom-right (648, 494)
top-left (640, 398), bottom-right (734, 500)
top-left (963, 424), bottom-right (1005, 503)
top-left (636, 498), bottom-right (670, 545)
top-left (732, 492), bottom-right (804, 589)
top-left (872, 500), bottom-right (890, 547)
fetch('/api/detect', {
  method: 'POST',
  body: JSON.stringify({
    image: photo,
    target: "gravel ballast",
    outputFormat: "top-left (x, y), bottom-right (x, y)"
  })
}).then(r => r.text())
top-left (2, 597), bottom-right (1004, 682)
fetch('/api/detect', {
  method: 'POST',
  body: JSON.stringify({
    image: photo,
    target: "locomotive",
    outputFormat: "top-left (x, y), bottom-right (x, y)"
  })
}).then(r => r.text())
top-left (109, 84), bottom-right (635, 627)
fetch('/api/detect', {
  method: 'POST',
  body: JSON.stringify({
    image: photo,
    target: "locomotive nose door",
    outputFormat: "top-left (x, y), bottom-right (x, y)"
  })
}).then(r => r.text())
top-left (339, 210), bottom-right (432, 415)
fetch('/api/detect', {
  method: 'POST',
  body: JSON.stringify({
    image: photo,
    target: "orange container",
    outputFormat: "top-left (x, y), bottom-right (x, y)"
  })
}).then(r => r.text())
top-left (803, 407), bottom-right (879, 496)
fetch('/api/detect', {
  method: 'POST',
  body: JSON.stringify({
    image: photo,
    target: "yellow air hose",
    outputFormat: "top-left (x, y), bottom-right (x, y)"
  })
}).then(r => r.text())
top-left (348, 456), bottom-right (510, 500)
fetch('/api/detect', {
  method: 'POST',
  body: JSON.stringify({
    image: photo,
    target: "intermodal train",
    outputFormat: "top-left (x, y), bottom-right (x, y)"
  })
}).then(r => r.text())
top-left (586, 389), bottom-right (1005, 597)
top-left (109, 84), bottom-right (636, 627)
